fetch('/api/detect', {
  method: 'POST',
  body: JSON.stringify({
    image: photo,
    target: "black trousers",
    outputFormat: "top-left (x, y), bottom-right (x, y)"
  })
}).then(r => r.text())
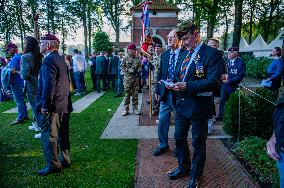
top-left (90, 66), bottom-right (97, 89)
top-left (40, 113), bottom-right (71, 168)
top-left (97, 74), bottom-right (107, 92)
top-left (109, 74), bottom-right (117, 91)
top-left (174, 113), bottom-right (207, 178)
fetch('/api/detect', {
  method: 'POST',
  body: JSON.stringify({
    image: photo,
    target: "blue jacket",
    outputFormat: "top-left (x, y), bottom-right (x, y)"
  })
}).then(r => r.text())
top-left (155, 48), bottom-right (188, 102)
top-left (36, 51), bottom-right (70, 113)
top-left (8, 53), bottom-right (23, 86)
top-left (223, 57), bottom-right (246, 93)
top-left (1, 66), bottom-right (12, 91)
top-left (274, 92), bottom-right (284, 149)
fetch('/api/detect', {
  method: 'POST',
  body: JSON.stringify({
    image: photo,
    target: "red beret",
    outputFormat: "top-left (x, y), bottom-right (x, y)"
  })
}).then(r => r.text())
top-left (128, 43), bottom-right (137, 50)
top-left (228, 47), bottom-right (239, 52)
top-left (6, 42), bottom-right (17, 51)
top-left (40, 33), bottom-right (60, 44)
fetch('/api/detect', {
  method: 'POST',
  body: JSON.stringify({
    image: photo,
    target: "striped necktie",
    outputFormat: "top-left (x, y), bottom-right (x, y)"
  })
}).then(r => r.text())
top-left (168, 52), bottom-right (175, 80)
top-left (179, 51), bottom-right (193, 80)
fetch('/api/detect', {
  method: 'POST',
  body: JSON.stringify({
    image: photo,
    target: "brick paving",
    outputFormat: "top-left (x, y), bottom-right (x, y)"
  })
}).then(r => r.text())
top-left (139, 88), bottom-right (159, 126)
top-left (135, 139), bottom-right (259, 188)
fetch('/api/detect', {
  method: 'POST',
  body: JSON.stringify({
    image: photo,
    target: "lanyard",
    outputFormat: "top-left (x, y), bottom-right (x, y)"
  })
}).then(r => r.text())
top-left (182, 43), bottom-right (202, 82)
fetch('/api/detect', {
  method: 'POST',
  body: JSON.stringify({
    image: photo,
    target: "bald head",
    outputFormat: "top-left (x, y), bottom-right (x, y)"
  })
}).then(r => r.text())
top-left (167, 29), bottom-right (182, 50)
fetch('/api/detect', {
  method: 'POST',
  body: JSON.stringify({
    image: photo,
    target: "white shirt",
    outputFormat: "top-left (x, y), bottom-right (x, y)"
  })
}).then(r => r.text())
top-left (72, 54), bottom-right (87, 72)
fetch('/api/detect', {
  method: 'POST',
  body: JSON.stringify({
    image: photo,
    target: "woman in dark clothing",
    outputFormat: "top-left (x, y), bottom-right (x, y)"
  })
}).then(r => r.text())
top-left (266, 47), bottom-right (283, 93)
top-left (65, 55), bottom-right (76, 91)
top-left (21, 36), bottom-right (42, 137)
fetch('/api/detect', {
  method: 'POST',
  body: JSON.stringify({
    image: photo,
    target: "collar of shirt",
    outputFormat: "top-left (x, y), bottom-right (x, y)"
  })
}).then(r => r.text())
top-left (194, 41), bottom-right (203, 52)
top-left (170, 47), bottom-right (181, 56)
top-left (230, 57), bottom-right (237, 64)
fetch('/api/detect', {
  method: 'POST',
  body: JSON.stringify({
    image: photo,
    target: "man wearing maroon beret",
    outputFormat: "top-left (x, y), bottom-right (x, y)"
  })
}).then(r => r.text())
top-left (6, 42), bottom-right (29, 125)
top-left (120, 43), bottom-right (142, 116)
top-left (36, 34), bottom-right (72, 175)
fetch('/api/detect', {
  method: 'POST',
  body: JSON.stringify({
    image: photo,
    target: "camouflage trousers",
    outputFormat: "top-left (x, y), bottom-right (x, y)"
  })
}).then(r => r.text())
top-left (124, 77), bottom-right (139, 111)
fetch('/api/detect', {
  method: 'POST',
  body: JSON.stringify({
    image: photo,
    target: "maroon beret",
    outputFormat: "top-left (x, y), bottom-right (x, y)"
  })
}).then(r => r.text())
top-left (6, 42), bottom-right (17, 51)
top-left (228, 47), bottom-right (239, 52)
top-left (40, 33), bottom-right (60, 44)
top-left (128, 43), bottom-right (137, 50)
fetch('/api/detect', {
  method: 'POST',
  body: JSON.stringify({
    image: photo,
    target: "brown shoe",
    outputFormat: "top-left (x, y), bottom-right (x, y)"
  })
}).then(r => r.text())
top-left (122, 110), bottom-right (129, 116)
top-left (151, 111), bottom-right (158, 116)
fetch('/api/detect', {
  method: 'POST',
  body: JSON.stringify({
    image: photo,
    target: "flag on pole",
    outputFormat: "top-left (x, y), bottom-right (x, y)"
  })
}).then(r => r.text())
top-left (141, 0), bottom-right (152, 42)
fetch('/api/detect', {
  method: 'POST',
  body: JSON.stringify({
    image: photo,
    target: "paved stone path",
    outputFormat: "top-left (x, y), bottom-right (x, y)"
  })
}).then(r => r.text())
top-left (102, 81), bottom-right (260, 187)
top-left (3, 91), bottom-right (104, 113)
top-left (135, 139), bottom-right (259, 188)
top-left (101, 89), bottom-right (229, 139)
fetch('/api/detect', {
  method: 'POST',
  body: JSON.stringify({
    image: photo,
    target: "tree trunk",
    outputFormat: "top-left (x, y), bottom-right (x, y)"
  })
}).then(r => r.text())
top-left (248, 4), bottom-right (254, 43)
top-left (207, 17), bottom-right (215, 40)
top-left (50, 0), bottom-right (55, 35)
top-left (223, 11), bottom-right (229, 50)
top-left (87, 5), bottom-right (92, 55)
top-left (47, 0), bottom-right (50, 33)
top-left (263, 0), bottom-right (277, 42)
top-left (15, 0), bottom-right (24, 50)
top-left (232, 0), bottom-right (243, 47)
top-left (82, 4), bottom-right (88, 57)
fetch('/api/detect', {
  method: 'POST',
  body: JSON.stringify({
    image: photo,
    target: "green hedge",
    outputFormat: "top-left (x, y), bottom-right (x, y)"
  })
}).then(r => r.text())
top-left (233, 136), bottom-right (279, 186)
top-left (243, 55), bottom-right (271, 79)
top-left (223, 91), bottom-right (257, 139)
top-left (223, 87), bottom-right (277, 140)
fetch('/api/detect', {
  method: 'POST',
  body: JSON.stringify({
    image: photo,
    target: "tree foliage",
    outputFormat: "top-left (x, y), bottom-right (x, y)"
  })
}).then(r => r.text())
top-left (92, 31), bottom-right (112, 53)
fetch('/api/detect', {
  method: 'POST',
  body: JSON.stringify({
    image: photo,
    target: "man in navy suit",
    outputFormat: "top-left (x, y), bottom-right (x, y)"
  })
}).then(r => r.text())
top-left (216, 47), bottom-right (246, 121)
top-left (37, 34), bottom-right (72, 176)
top-left (153, 29), bottom-right (187, 156)
top-left (167, 21), bottom-right (222, 188)
top-left (108, 51), bottom-right (119, 91)
top-left (95, 52), bottom-right (107, 93)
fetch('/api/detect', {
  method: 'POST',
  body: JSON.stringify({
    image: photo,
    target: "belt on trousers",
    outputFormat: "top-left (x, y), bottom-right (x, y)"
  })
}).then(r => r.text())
top-left (181, 92), bottom-right (213, 100)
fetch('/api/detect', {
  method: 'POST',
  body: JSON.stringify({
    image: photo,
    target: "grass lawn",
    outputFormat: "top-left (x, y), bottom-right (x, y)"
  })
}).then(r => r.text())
top-left (0, 70), bottom-right (138, 187)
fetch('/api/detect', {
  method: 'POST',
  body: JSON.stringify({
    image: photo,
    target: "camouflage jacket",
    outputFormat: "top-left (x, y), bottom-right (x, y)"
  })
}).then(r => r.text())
top-left (121, 54), bottom-right (142, 77)
top-left (152, 54), bottom-right (161, 83)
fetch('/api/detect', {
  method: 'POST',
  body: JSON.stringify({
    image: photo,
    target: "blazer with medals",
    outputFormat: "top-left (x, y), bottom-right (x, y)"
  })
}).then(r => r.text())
top-left (36, 51), bottom-right (70, 113)
top-left (174, 43), bottom-right (222, 119)
top-left (155, 48), bottom-right (187, 102)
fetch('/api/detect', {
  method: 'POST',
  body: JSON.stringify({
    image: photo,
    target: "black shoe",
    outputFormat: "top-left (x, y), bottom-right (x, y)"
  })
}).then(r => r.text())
top-left (168, 167), bottom-right (190, 180)
top-left (153, 146), bottom-right (169, 156)
top-left (10, 119), bottom-right (24, 125)
top-left (188, 177), bottom-right (201, 188)
top-left (215, 116), bottom-right (223, 121)
top-left (97, 90), bottom-right (101, 93)
top-left (38, 166), bottom-right (61, 176)
top-left (61, 161), bottom-right (71, 168)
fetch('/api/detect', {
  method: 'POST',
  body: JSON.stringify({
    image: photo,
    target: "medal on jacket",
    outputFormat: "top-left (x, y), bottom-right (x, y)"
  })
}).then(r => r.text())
top-left (194, 54), bottom-right (204, 78)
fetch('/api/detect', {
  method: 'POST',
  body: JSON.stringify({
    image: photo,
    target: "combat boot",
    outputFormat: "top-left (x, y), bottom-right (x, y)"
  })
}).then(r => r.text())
top-left (133, 108), bottom-right (141, 115)
top-left (122, 110), bottom-right (129, 116)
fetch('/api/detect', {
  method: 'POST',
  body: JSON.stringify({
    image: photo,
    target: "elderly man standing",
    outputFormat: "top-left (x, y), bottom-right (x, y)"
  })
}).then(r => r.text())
top-left (37, 34), bottom-right (72, 175)
top-left (72, 49), bottom-right (87, 96)
top-left (153, 29), bottom-right (187, 156)
top-left (167, 21), bottom-right (222, 188)
top-left (216, 47), bottom-right (246, 121)
top-left (6, 43), bottom-right (28, 125)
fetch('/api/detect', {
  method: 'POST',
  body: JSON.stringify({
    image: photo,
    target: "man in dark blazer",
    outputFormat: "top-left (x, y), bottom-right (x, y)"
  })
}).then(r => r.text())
top-left (216, 47), bottom-right (246, 120)
top-left (153, 29), bottom-right (187, 156)
top-left (95, 52), bottom-right (107, 93)
top-left (36, 34), bottom-right (72, 176)
top-left (108, 51), bottom-right (119, 91)
top-left (167, 21), bottom-right (222, 188)
top-left (89, 52), bottom-right (97, 90)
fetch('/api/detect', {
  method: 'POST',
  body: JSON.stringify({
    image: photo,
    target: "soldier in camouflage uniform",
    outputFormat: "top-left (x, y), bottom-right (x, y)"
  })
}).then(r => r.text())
top-left (121, 44), bottom-right (142, 116)
top-left (150, 44), bottom-right (163, 116)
